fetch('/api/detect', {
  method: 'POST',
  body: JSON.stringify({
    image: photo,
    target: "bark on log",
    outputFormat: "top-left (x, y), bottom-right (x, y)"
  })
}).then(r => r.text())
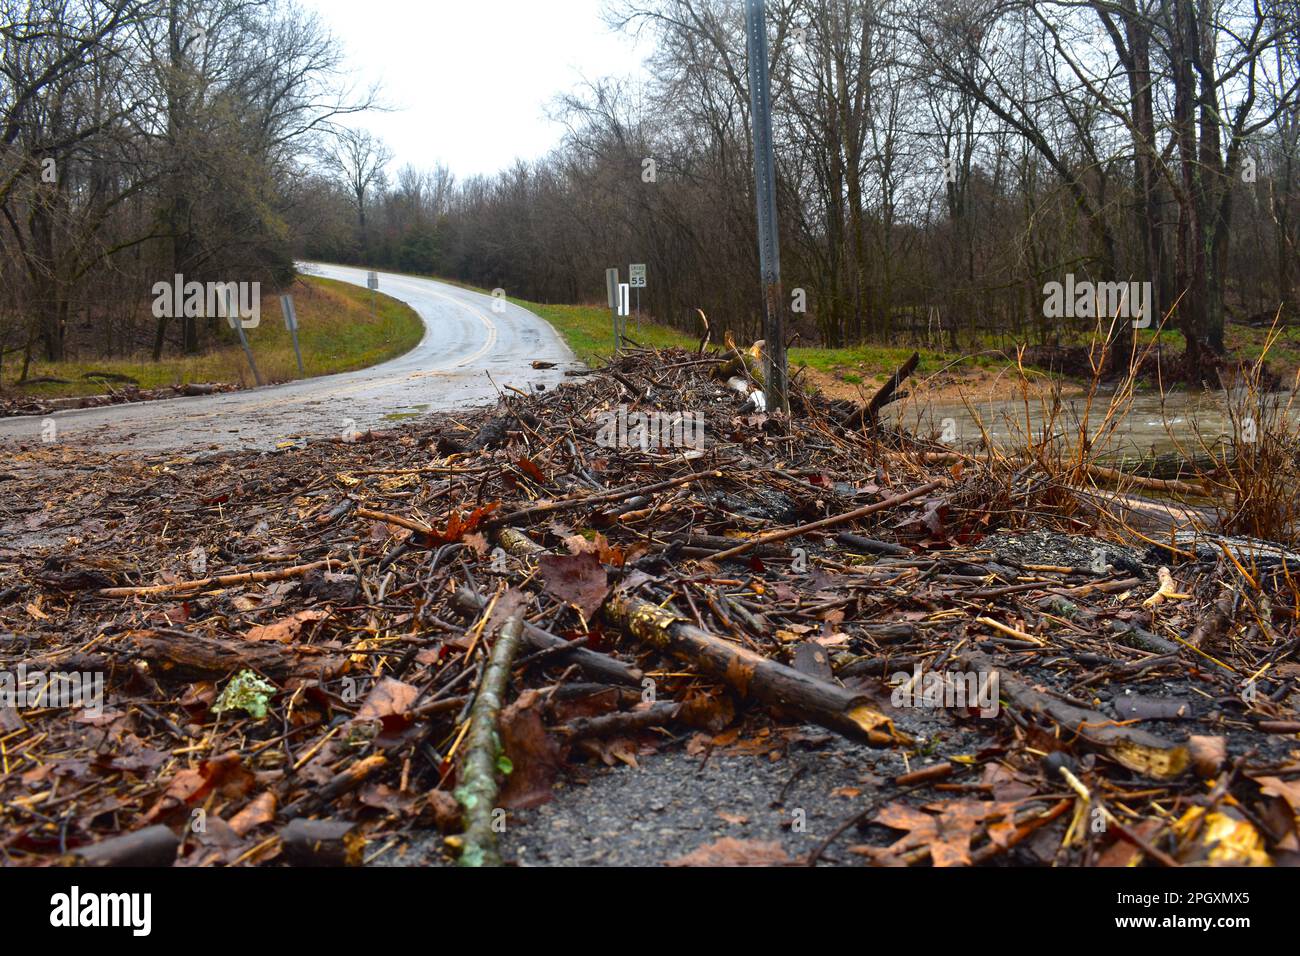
top-left (961, 650), bottom-right (1188, 779)
top-left (281, 754), bottom-right (386, 817)
top-left (1188, 587), bottom-right (1236, 649)
top-left (496, 527), bottom-right (544, 556)
top-left (560, 702), bottom-right (681, 739)
top-left (120, 630), bottom-right (347, 682)
top-left (1085, 462), bottom-right (1209, 498)
top-left (1111, 621), bottom-right (1180, 656)
top-left (97, 560), bottom-right (333, 597)
top-left (603, 592), bottom-right (903, 744)
top-left (71, 825), bottom-right (179, 867)
top-left (841, 351), bottom-right (919, 429)
top-left (835, 532), bottom-right (912, 557)
top-left (279, 818), bottom-right (365, 866)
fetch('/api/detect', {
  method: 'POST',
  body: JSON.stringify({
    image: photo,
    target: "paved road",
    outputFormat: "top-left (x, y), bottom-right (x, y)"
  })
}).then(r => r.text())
top-left (0, 264), bottom-right (576, 454)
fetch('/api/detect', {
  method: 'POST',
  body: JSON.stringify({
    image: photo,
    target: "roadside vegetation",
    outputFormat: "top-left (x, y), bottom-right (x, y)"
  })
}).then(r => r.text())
top-left (1, 278), bottom-right (423, 400)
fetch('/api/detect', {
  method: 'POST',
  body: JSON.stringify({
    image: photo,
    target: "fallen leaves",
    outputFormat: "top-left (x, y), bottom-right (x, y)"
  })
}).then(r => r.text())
top-left (245, 609), bottom-right (329, 643)
top-left (666, 837), bottom-right (792, 867)
top-left (497, 689), bottom-right (564, 809)
top-left (416, 503), bottom-right (501, 547)
top-left (538, 552), bottom-right (609, 621)
top-left (356, 677), bottom-right (420, 724)
top-left (862, 799), bottom-right (1021, 867)
top-left (144, 753), bottom-right (254, 823)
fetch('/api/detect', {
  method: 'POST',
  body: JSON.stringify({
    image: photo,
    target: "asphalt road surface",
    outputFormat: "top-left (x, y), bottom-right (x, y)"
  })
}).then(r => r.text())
top-left (0, 263), bottom-right (576, 454)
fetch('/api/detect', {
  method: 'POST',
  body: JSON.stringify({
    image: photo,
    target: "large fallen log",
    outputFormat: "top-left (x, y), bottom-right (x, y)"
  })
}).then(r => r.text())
top-left (119, 629), bottom-right (348, 682)
top-left (603, 591), bottom-right (904, 744)
top-left (961, 650), bottom-right (1188, 780)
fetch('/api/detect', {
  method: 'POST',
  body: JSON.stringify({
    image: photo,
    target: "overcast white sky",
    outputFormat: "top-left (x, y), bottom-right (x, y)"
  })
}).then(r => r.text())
top-left (304, 0), bottom-right (650, 179)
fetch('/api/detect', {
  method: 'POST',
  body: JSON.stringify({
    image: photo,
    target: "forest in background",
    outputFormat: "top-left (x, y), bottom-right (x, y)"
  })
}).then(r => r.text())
top-left (5, 1), bottom-right (1300, 385)
top-left (297, 0), bottom-right (1300, 383)
top-left (0, 0), bottom-right (372, 378)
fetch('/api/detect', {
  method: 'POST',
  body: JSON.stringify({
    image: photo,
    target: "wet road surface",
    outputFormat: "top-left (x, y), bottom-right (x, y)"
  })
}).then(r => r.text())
top-left (0, 264), bottom-right (576, 454)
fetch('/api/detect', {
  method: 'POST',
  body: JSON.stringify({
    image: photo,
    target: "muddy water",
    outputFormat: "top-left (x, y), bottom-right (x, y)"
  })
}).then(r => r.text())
top-left (886, 389), bottom-right (1299, 468)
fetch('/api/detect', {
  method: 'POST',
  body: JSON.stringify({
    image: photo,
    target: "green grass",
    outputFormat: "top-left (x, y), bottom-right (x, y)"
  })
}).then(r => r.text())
top-left (787, 343), bottom-right (962, 380)
top-left (1051, 321), bottom-right (1300, 374)
top-left (2, 277), bottom-right (423, 399)
top-left (493, 290), bottom-right (977, 383)
top-left (506, 297), bottom-right (976, 382)
top-left (508, 299), bottom-right (698, 365)
top-left (496, 292), bottom-right (1022, 391)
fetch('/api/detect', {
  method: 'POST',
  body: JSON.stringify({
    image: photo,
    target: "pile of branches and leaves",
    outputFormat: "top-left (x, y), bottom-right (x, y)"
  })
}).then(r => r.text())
top-left (0, 345), bottom-right (1297, 867)
top-left (1, 380), bottom-right (237, 418)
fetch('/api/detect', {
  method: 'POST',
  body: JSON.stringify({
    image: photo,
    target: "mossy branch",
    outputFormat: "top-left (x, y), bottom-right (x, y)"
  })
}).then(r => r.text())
top-left (456, 614), bottom-right (524, 867)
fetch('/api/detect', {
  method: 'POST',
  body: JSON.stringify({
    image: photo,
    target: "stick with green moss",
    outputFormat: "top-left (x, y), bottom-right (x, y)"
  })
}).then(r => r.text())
top-left (456, 614), bottom-right (524, 867)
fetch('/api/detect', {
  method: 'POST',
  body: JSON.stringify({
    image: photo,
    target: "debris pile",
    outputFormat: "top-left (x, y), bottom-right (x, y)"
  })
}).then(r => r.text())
top-left (1, 380), bottom-right (237, 418)
top-left (0, 346), bottom-right (1297, 867)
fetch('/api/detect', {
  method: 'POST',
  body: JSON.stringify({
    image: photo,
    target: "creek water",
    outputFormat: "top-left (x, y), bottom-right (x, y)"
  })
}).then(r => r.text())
top-left (886, 388), bottom-right (1299, 469)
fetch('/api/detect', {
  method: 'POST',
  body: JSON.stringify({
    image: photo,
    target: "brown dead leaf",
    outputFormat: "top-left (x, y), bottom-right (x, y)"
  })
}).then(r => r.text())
top-left (144, 753), bottom-right (253, 823)
top-left (515, 457), bottom-right (547, 484)
top-left (538, 552), bottom-right (609, 621)
top-left (356, 677), bottom-right (419, 724)
top-left (1190, 735), bottom-right (1227, 778)
top-left (498, 689), bottom-right (564, 809)
top-left (228, 792), bottom-right (277, 836)
top-left (359, 783), bottom-right (417, 815)
top-left (666, 837), bottom-right (791, 867)
top-left (426, 789), bottom-right (461, 832)
top-left (416, 503), bottom-right (501, 547)
top-left (872, 799), bottom-right (1017, 867)
top-left (1254, 775), bottom-right (1300, 835)
top-left (245, 609), bottom-right (329, 643)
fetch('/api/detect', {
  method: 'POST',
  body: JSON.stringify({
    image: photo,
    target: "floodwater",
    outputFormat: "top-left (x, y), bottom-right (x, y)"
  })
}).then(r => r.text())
top-left (887, 388), bottom-right (1299, 470)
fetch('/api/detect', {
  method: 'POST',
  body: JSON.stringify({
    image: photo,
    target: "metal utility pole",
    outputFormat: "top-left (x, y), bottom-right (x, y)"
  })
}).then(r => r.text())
top-left (606, 268), bottom-right (621, 351)
top-left (744, 0), bottom-right (789, 413)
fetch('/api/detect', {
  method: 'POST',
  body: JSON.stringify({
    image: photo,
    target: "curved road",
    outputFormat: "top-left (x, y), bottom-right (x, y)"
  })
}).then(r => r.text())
top-left (0, 264), bottom-right (576, 453)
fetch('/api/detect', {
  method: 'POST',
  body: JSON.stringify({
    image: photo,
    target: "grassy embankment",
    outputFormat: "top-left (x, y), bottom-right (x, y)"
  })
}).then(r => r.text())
top-left (519, 296), bottom-right (1300, 397)
top-left (508, 295), bottom-right (1024, 401)
top-left (1, 276), bottom-right (424, 400)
